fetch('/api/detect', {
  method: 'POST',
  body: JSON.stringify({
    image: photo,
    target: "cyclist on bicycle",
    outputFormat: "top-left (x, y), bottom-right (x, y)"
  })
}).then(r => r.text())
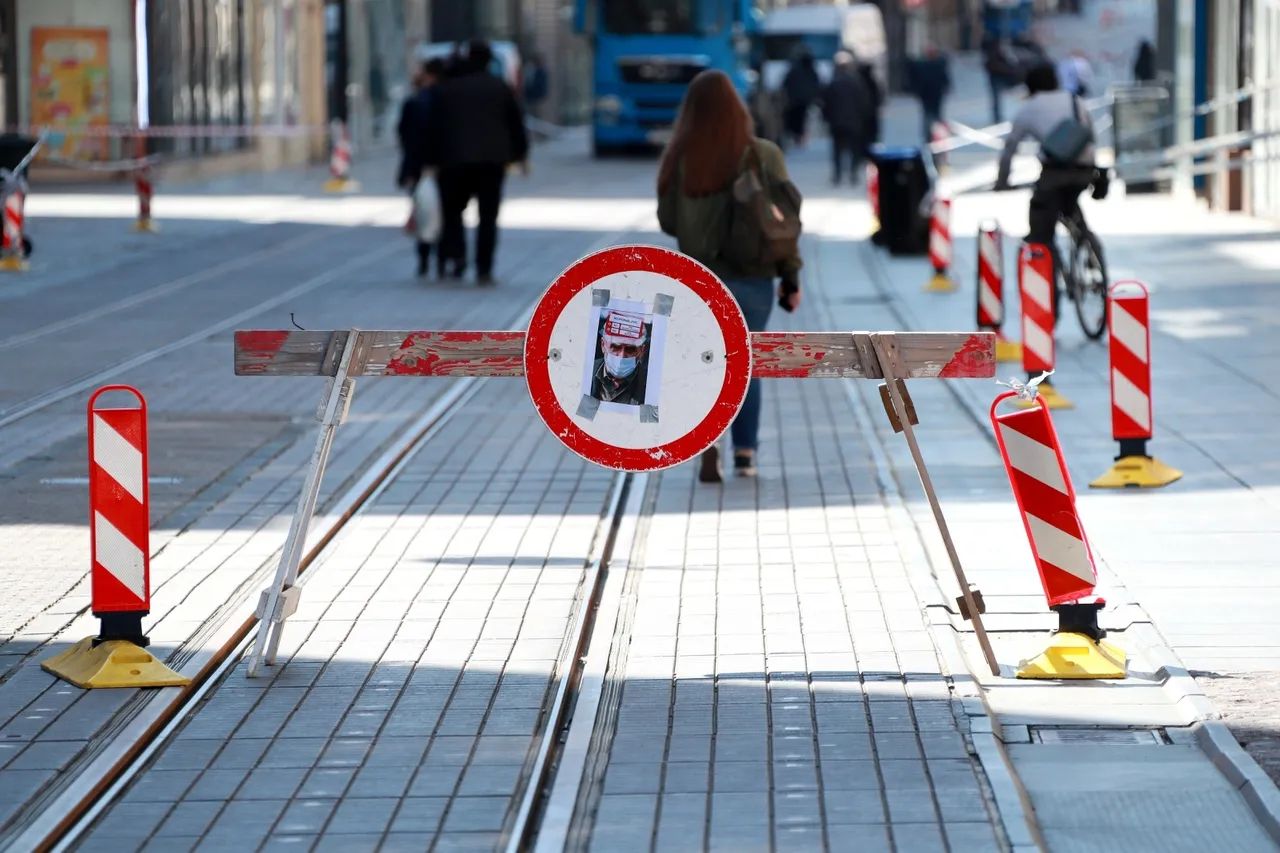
top-left (995, 62), bottom-right (1108, 317)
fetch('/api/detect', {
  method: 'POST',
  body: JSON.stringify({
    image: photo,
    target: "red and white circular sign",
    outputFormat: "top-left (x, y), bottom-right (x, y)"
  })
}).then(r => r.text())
top-left (526, 244), bottom-right (752, 472)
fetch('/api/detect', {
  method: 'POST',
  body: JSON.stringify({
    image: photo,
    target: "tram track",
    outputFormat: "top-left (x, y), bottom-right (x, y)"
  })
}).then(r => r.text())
top-left (14, 217), bottom-right (656, 853)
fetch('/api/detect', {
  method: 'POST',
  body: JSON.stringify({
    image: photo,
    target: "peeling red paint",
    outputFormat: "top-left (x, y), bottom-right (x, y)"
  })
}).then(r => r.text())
top-left (233, 330), bottom-right (290, 375)
top-left (939, 333), bottom-right (996, 378)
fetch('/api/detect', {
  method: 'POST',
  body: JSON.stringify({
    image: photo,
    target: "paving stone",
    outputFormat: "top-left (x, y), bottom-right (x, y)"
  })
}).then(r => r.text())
top-left (441, 795), bottom-right (510, 833)
top-left (275, 798), bottom-right (339, 834)
top-left (121, 768), bottom-right (202, 803)
top-left (326, 796), bottom-right (400, 834)
top-left (387, 796), bottom-right (449, 835)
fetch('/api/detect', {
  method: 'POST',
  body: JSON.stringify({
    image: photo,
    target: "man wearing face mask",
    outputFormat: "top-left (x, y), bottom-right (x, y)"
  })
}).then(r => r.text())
top-left (591, 313), bottom-right (649, 406)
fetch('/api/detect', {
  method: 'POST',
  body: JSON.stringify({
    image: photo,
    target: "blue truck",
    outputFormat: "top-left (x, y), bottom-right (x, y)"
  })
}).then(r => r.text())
top-left (573, 0), bottom-right (759, 157)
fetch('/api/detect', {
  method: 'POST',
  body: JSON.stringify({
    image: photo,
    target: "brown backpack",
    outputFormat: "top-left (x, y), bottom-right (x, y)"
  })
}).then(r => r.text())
top-left (720, 143), bottom-right (803, 272)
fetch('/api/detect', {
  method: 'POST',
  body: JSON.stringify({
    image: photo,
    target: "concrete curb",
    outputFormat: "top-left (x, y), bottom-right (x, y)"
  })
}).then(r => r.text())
top-left (1196, 720), bottom-right (1280, 847)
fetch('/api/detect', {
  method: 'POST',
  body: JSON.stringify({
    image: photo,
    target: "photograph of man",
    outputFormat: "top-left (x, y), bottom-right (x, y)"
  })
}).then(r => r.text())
top-left (590, 310), bottom-right (650, 406)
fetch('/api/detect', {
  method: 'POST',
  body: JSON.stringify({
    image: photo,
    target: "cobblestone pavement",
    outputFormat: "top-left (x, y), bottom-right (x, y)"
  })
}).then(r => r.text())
top-left (70, 379), bottom-right (617, 853)
top-left (0, 139), bottom-right (657, 847)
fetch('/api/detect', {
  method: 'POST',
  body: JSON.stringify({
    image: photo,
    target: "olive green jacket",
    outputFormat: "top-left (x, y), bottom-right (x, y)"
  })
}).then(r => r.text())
top-left (657, 138), bottom-right (803, 282)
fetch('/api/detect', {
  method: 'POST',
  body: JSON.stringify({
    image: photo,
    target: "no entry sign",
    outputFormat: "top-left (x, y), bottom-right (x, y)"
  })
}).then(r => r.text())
top-left (525, 245), bottom-right (752, 472)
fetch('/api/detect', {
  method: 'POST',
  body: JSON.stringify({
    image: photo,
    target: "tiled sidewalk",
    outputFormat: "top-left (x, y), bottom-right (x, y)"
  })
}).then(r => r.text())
top-left (567, 251), bottom-right (1007, 851)
top-left (69, 379), bottom-right (616, 853)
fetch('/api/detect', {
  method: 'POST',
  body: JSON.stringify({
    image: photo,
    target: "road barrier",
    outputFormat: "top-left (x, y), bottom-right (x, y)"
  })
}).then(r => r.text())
top-left (991, 383), bottom-right (1127, 679)
top-left (1090, 281), bottom-right (1182, 488)
top-left (1017, 243), bottom-right (1072, 409)
top-left (232, 245), bottom-right (1004, 677)
top-left (976, 221), bottom-right (1021, 363)
top-left (1, 189), bottom-right (27, 272)
top-left (926, 197), bottom-right (955, 292)
top-left (867, 162), bottom-right (880, 230)
top-left (323, 120), bottom-right (359, 193)
top-left (42, 386), bottom-right (189, 689)
top-left (133, 164), bottom-right (158, 234)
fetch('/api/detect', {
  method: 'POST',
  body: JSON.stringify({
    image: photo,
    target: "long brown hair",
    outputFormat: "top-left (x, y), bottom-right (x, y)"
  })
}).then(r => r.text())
top-left (657, 70), bottom-right (754, 198)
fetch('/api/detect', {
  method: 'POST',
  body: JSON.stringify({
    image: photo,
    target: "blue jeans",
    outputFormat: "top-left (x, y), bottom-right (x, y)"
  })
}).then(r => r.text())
top-left (723, 277), bottom-right (775, 452)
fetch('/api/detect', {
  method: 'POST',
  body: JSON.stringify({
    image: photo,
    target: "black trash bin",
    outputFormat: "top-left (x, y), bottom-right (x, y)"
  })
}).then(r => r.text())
top-left (870, 144), bottom-right (931, 256)
top-left (0, 134), bottom-right (41, 173)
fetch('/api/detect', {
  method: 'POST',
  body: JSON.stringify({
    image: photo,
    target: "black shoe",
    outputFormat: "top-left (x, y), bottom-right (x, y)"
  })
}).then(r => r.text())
top-left (698, 447), bottom-right (723, 483)
top-left (477, 274), bottom-right (497, 287)
top-left (734, 451), bottom-right (757, 477)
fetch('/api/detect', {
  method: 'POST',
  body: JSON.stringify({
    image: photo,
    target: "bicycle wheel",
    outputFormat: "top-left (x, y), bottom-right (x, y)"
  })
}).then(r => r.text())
top-left (1071, 229), bottom-right (1109, 340)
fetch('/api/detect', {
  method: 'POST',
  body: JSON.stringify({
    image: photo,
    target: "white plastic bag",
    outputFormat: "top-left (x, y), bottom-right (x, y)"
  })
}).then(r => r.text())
top-left (412, 178), bottom-right (441, 243)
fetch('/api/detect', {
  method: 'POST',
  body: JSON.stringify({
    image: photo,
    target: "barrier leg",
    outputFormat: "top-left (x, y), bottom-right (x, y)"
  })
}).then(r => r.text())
top-left (870, 333), bottom-right (1000, 676)
top-left (1091, 281), bottom-right (1182, 488)
top-left (924, 198), bottom-right (956, 293)
top-left (0, 190), bottom-right (29, 273)
top-left (247, 331), bottom-right (360, 676)
top-left (42, 386), bottom-right (189, 688)
top-left (990, 389), bottom-right (1126, 680)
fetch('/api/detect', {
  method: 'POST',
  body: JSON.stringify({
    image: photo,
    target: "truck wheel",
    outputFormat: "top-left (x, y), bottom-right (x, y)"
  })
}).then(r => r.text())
top-left (592, 137), bottom-right (614, 159)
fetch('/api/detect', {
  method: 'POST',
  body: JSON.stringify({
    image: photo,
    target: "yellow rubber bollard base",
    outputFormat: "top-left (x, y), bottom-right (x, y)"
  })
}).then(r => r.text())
top-left (132, 219), bottom-right (159, 233)
top-left (994, 339), bottom-right (1024, 363)
top-left (868, 216), bottom-right (880, 237)
top-left (0, 255), bottom-right (29, 272)
top-left (923, 272), bottom-right (956, 293)
top-left (41, 637), bottom-right (190, 689)
top-left (322, 178), bottom-right (360, 193)
top-left (1016, 631), bottom-right (1128, 679)
top-left (1013, 382), bottom-right (1074, 410)
top-left (1090, 455), bottom-right (1183, 489)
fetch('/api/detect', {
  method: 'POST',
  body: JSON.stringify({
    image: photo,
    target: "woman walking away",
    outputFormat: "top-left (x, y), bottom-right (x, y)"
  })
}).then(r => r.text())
top-left (657, 70), bottom-right (804, 483)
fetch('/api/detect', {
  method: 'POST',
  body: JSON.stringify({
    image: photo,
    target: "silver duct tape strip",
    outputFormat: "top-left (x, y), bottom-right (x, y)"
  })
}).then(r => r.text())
top-left (592, 289), bottom-right (611, 306)
top-left (576, 395), bottom-right (601, 421)
top-left (653, 294), bottom-right (674, 316)
top-left (640, 404), bottom-right (659, 424)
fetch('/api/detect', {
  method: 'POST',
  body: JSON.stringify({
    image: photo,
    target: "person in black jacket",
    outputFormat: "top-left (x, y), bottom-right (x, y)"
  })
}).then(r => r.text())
top-left (420, 40), bottom-right (529, 285)
top-left (398, 58), bottom-right (446, 277)
top-left (781, 46), bottom-right (821, 148)
top-left (908, 44), bottom-right (951, 145)
top-left (821, 52), bottom-right (872, 185)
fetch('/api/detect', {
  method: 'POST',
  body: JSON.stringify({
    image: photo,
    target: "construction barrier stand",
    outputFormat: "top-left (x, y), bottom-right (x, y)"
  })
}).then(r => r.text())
top-left (925, 197), bottom-right (955, 292)
top-left (1017, 242), bottom-right (1072, 409)
top-left (42, 386), bottom-right (189, 689)
top-left (990, 389), bottom-right (1126, 679)
top-left (866, 162), bottom-right (879, 233)
top-left (975, 220), bottom-right (1023, 363)
top-left (0, 189), bottom-right (28, 272)
top-left (322, 119), bottom-right (360, 193)
top-left (1090, 280), bottom-right (1182, 488)
top-left (132, 165), bottom-right (158, 233)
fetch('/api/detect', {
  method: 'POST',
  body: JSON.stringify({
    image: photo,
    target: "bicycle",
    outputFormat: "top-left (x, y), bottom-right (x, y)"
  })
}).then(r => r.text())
top-left (1054, 206), bottom-right (1109, 340)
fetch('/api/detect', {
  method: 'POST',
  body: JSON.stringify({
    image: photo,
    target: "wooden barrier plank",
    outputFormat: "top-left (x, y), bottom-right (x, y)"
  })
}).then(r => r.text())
top-left (234, 330), bottom-right (996, 380)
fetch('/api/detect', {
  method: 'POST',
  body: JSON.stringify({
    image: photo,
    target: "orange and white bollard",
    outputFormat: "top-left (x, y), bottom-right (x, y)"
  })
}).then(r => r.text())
top-left (41, 386), bottom-right (189, 688)
top-left (1017, 243), bottom-right (1071, 408)
top-left (976, 222), bottom-right (1022, 363)
top-left (132, 164), bottom-right (158, 233)
top-left (924, 197), bottom-right (954, 292)
top-left (1090, 281), bottom-right (1182, 488)
top-left (991, 385), bottom-right (1127, 678)
top-left (0, 189), bottom-right (28, 272)
top-left (323, 120), bottom-right (360, 193)
top-left (866, 161), bottom-right (879, 231)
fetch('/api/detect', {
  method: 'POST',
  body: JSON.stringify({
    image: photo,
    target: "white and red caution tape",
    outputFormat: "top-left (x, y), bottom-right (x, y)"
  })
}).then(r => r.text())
top-left (976, 222), bottom-right (1004, 330)
top-left (2, 189), bottom-right (23, 256)
top-left (330, 121), bottom-right (352, 182)
top-left (929, 197), bottom-right (952, 275)
top-left (1107, 281), bottom-right (1153, 443)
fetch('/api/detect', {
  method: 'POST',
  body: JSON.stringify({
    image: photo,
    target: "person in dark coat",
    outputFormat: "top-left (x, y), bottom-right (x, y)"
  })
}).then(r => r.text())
top-left (398, 58), bottom-right (446, 277)
top-left (821, 52), bottom-right (872, 185)
top-left (982, 34), bottom-right (1017, 123)
top-left (908, 44), bottom-right (951, 145)
top-left (1133, 39), bottom-right (1156, 82)
top-left (856, 61), bottom-right (883, 146)
top-left (420, 40), bottom-right (530, 285)
top-left (781, 45), bottom-right (821, 148)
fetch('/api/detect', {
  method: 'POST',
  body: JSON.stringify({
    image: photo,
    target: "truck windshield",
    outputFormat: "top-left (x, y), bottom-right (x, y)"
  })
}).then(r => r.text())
top-left (602, 0), bottom-right (700, 35)
top-left (758, 34), bottom-right (842, 62)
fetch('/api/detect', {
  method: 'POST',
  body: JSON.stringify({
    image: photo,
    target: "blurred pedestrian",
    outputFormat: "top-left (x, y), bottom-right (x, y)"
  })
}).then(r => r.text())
top-left (1057, 49), bottom-right (1094, 97)
top-left (982, 34), bottom-right (1017, 123)
top-left (656, 70), bottom-right (804, 482)
top-left (856, 60), bottom-right (883, 146)
top-left (821, 51), bottom-right (873, 186)
top-left (399, 58), bottom-right (446, 277)
top-left (1133, 39), bottom-right (1157, 82)
top-left (908, 43), bottom-right (952, 145)
top-left (421, 40), bottom-right (530, 285)
top-left (781, 45), bottom-right (821, 148)
top-left (523, 53), bottom-right (549, 117)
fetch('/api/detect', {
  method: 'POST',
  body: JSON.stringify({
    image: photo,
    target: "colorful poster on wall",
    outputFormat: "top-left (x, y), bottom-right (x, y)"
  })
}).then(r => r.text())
top-left (30, 27), bottom-right (111, 161)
